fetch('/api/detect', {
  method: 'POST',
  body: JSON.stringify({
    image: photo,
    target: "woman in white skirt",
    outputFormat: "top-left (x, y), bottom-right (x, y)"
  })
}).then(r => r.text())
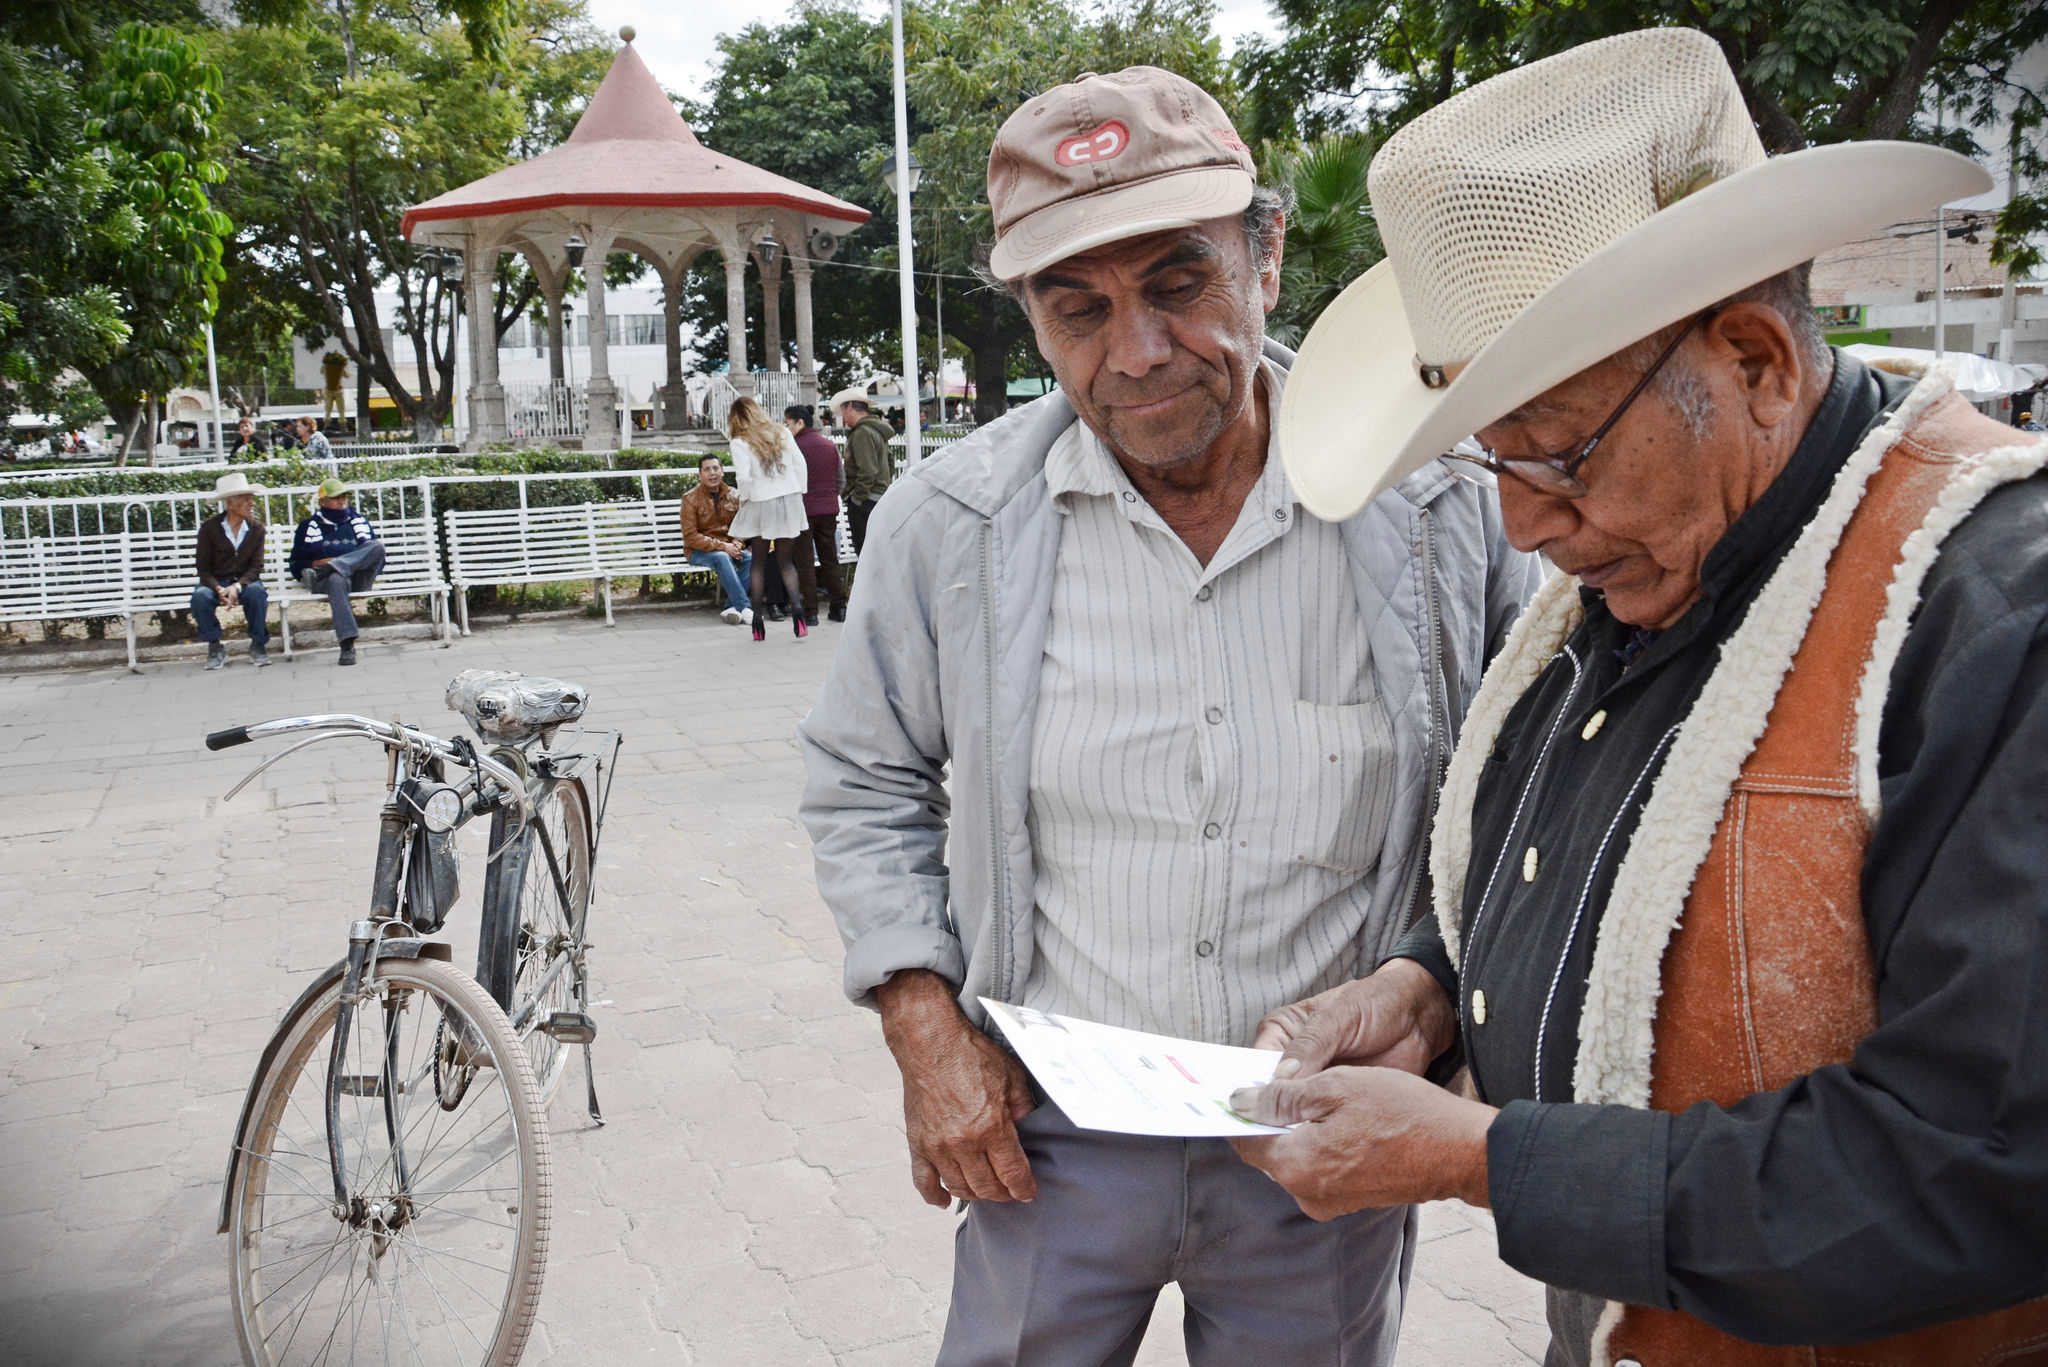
top-left (725, 395), bottom-right (812, 640)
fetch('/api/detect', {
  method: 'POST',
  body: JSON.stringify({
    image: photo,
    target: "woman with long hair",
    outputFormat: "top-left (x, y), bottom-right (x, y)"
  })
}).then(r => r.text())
top-left (724, 395), bottom-right (811, 640)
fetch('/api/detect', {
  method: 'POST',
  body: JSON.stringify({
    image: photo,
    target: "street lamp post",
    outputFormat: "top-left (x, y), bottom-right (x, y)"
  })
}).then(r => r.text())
top-left (885, 0), bottom-right (921, 465)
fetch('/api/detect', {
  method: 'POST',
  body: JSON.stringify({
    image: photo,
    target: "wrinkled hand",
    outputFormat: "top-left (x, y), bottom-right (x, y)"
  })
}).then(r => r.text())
top-left (878, 969), bottom-right (1038, 1208)
top-left (1228, 1066), bottom-right (1495, 1218)
top-left (1249, 957), bottom-right (1458, 1081)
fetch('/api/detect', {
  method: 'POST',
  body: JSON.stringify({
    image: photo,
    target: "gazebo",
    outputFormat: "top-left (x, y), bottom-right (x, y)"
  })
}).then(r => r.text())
top-left (403, 31), bottom-right (871, 449)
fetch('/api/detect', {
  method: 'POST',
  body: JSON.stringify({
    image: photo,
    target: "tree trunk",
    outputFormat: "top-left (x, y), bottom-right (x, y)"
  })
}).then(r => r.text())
top-left (972, 340), bottom-right (1011, 425)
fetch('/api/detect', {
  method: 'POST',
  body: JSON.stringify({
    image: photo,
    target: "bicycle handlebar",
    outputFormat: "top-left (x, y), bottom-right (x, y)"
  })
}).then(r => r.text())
top-left (206, 713), bottom-right (531, 818)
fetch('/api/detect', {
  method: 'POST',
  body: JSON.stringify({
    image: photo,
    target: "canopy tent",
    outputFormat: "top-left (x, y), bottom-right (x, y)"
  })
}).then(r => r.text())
top-left (403, 33), bottom-right (870, 448)
top-left (1844, 344), bottom-right (2048, 403)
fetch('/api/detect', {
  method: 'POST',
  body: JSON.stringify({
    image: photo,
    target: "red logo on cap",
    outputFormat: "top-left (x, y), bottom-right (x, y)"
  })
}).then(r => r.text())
top-left (1055, 120), bottom-right (1130, 167)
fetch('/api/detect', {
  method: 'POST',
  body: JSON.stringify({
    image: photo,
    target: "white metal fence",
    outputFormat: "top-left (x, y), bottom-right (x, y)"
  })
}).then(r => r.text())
top-left (504, 380), bottom-right (585, 441)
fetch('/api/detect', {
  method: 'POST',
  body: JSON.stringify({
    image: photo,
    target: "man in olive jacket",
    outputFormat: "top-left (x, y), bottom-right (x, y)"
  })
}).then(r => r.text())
top-left (831, 388), bottom-right (896, 552)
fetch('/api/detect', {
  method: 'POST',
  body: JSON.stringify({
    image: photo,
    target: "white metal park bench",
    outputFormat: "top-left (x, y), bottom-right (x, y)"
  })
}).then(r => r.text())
top-left (264, 493), bottom-right (453, 658)
top-left (441, 497), bottom-right (715, 634)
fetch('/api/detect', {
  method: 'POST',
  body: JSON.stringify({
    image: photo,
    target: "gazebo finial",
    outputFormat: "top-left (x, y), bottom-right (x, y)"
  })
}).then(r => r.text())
top-left (619, 25), bottom-right (634, 43)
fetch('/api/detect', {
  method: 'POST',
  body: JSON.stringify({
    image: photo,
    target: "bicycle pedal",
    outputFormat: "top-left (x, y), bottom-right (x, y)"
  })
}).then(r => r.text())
top-left (539, 1011), bottom-right (597, 1044)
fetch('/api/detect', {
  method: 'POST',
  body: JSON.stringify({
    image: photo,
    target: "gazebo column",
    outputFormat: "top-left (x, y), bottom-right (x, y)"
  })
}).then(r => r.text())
top-left (582, 232), bottom-right (618, 450)
top-left (659, 261), bottom-right (688, 430)
top-left (543, 276), bottom-right (566, 383)
top-left (723, 252), bottom-right (753, 397)
top-left (757, 246), bottom-right (784, 373)
top-left (464, 249), bottom-right (507, 448)
top-left (793, 258), bottom-right (818, 409)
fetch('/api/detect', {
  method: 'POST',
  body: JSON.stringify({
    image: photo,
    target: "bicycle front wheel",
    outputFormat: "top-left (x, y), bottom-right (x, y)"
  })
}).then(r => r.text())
top-left (506, 777), bottom-right (592, 1105)
top-left (227, 955), bottom-right (551, 1367)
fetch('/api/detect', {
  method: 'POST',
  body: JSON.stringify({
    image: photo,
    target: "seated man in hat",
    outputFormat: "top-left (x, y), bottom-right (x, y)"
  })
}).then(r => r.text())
top-left (801, 65), bottom-right (1538, 1367)
top-left (1228, 27), bottom-right (2048, 1367)
top-left (191, 472), bottom-right (271, 669)
top-left (287, 477), bottom-right (384, 666)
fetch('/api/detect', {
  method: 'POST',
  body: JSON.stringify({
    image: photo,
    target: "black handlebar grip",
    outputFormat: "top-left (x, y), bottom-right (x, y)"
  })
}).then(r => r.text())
top-left (206, 726), bottom-right (252, 751)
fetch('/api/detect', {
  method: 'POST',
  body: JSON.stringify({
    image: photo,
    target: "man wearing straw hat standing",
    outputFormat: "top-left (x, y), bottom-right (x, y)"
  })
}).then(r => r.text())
top-left (1229, 28), bottom-right (2048, 1367)
top-left (191, 471), bottom-right (271, 669)
top-left (802, 65), bottom-right (1538, 1367)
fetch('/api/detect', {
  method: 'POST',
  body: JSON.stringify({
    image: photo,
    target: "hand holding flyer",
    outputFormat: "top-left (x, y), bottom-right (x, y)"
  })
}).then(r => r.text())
top-left (979, 998), bottom-right (1290, 1137)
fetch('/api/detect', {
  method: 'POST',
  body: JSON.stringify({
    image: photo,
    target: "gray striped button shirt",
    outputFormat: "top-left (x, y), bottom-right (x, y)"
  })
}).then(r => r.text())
top-left (1023, 365), bottom-right (1398, 1046)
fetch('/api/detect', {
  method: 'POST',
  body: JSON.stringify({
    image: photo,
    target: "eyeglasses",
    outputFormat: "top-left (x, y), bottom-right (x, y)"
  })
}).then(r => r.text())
top-left (1447, 308), bottom-right (1719, 498)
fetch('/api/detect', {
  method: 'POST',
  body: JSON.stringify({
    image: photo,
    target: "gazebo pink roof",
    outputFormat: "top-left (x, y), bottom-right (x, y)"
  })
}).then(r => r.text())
top-left (401, 42), bottom-right (869, 238)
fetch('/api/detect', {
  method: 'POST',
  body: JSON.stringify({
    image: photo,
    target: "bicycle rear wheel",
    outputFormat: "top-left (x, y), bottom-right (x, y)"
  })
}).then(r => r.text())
top-left (227, 956), bottom-right (550, 1367)
top-left (502, 778), bottom-right (592, 1106)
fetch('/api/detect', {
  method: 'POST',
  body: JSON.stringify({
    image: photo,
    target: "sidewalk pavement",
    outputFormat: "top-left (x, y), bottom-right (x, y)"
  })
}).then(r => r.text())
top-left (0, 606), bottom-right (1547, 1365)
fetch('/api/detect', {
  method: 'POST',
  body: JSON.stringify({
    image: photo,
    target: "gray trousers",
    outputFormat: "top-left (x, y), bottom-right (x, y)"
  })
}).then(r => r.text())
top-left (937, 1102), bottom-right (1413, 1367)
top-left (299, 539), bottom-right (385, 642)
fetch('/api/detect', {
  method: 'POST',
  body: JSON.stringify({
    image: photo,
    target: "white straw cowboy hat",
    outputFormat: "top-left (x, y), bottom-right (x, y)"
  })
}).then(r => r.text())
top-left (211, 472), bottom-right (265, 501)
top-left (1280, 27), bottom-right (1993, 521)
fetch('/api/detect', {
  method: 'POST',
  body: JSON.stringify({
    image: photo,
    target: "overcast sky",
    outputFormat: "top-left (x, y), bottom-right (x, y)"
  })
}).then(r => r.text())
top-left (581, 0), bottom-right (1286, 104)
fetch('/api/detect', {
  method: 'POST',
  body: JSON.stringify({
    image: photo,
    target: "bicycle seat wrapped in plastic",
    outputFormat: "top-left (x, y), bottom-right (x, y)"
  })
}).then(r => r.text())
top-left (445, 669), bottom-right (589, 742)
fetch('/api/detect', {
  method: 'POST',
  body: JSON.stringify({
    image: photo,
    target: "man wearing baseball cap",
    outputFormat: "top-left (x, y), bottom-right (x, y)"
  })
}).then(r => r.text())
top-left (1227, 28), bottom-right (2048, 1367)
top-left (287, 476), bottom-right (384, 665)
top-left (800, 66), bottom-right (1537, 1365)
top-left (830, 387), bottom-right (896, 553)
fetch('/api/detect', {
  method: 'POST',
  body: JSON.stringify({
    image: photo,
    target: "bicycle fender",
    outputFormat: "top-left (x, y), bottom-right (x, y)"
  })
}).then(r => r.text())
top-left (216, 939), bottom-right (449, 1234)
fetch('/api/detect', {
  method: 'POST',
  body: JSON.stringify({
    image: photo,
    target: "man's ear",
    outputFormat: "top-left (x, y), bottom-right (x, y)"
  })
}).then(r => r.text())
top-left (1706, 302), bottom-right (1803, 429)
top-left (1259, 214), bottom-right (1285, 312)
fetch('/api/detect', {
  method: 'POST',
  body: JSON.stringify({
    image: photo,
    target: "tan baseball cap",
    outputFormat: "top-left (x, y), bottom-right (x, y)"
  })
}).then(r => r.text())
top-left (986, 66), bottom-right (1256, 281)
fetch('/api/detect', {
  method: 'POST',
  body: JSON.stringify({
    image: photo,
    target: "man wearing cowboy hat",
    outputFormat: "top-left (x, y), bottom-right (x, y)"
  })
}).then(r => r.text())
top-left (1227, 27), bottom-right (2048, 1367)
top-left (800, 65), bottom-right (1538, 1367)
top-left (287, 477), bottom-right (384, 666)
top-left (192, 471), bottom-right (271, 669)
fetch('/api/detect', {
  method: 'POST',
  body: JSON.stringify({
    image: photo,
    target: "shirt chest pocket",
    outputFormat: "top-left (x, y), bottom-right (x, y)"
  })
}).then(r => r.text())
top-left (1284, 697), bottom-right (1396, 878)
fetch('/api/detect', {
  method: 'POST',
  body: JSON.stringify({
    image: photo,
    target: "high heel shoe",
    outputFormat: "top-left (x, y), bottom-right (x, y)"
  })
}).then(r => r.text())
top-left (752, 613), bottom-right (766, 642)
top-left (793, 611), bottom-right (808, 639)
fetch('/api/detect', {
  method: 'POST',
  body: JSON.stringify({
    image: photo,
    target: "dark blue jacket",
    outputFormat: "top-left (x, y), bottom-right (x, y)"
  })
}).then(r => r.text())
top-left (288, 505), bottom-right (378, 577)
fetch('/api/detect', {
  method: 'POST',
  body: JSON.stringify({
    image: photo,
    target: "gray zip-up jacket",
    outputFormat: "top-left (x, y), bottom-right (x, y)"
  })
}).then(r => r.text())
top-left (798, 341), bottom-right (1541, 1024)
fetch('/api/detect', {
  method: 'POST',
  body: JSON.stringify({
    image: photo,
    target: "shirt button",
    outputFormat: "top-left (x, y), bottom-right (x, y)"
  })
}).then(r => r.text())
top-left (1196, 940), bottom-right (1215, 957)
top-left (1471, 989), bottom-right (1488, 1025)
top-left (1121, 490), bottom-right (1138, 503)
top-left (1196, 584), bottom-right (1214, 602)
top-left (1273, 508), bottom-right (1288, 521)
top-left (1522, 847), bottom-right (1539, 882)
top-left (1204, 705), bottom-right (1223, 724)
top-left (1203, 822), bottom-right (1221, 839)
top-left (1582, 709), bottom-right (1608, 741)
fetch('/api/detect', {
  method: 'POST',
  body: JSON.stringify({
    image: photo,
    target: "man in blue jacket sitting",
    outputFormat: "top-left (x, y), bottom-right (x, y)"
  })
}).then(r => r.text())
top-left (288, 477), bottom-right (384, 665)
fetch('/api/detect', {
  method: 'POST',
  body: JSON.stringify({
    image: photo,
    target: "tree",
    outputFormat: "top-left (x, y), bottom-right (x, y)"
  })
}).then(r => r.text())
top-left (0, 43), bottom-right (132, 428)
top-left (1264, 132), bottom-right (1382, 349)
top-left (1235, 1), bottom-right (2048, 271)
top-left (211, 0), bottom-right (611, 440)
top-left (677, 3), bottom-right (900, 387)
top-left (902, 0), bottom-right (1232, 422)
top-left (85, 22), bottom-right (234, 461)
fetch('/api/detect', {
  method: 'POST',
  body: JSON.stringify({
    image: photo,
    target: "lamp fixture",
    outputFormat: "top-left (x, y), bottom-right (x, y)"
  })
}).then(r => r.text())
top-left (881, 151), bottom-right (923, 196)
top-left (756, 232), bottom-right (781, 270)
top-left (564, 234), bottom-right (587, 269)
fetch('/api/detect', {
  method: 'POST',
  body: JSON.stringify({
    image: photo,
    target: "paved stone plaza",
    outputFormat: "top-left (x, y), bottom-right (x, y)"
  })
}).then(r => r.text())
top-left (0, 606), bottom-right (1547, 1365)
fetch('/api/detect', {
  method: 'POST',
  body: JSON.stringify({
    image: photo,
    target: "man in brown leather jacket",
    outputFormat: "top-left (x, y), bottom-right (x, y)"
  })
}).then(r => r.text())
top-left (1225, 30), bottom-right (2048, 1367)
top-left (679, 453), bottom-right (752, 624)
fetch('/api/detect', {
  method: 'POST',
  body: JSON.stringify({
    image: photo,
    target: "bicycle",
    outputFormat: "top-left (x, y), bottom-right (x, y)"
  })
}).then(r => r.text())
top-left (209, 669), bottom-right (620, 1366)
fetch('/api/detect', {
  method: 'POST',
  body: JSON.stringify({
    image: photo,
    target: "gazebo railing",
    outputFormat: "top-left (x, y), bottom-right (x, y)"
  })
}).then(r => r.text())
top-left (505, 380), bottom-right (585, 441)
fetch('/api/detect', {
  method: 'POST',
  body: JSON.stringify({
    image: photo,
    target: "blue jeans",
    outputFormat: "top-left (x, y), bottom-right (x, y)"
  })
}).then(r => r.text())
top-left (298, 539), bottom-right (385, 642)
top-left (191, 582), bottom-right (269, 646)
top-left (688, 548), bottom-right (752, 612)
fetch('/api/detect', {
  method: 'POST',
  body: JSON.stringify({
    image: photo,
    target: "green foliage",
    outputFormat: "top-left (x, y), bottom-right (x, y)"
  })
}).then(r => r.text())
top-left (210, 0), bottom-right (611, 435)
top-left (0, 44), bottom-right (132, 420)
top-left (1264, 131), bottom-right (1382, 348)
top-left (83, 22), bottom-right (234, 424)
top-left (1236, 0), bottom-right (2048, 270)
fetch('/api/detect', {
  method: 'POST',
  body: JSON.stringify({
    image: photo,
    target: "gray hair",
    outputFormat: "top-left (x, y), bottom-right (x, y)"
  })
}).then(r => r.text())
top-left (974, 181), bottom-right (1293, 298)
top-left (1613, 264), bottom-right (1828, 439)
